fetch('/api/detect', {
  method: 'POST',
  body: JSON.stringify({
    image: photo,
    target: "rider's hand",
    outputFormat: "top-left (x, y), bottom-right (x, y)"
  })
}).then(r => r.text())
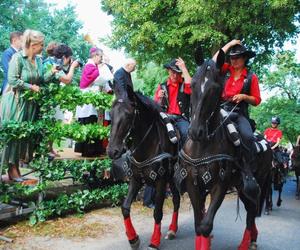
top-left (30, 84), bottom-right (40, 92)
top-left (229, 39), bottom-right (241, 47)
top-left (232, 94), bottom-right (246, 103)
top-left (158, 89), bottom-right (165, 98)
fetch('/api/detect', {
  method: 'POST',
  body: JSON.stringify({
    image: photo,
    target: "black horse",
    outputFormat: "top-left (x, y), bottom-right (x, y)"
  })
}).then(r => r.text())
top-left (177, 49), bottom-right (272, 250)
top-left (291, 145), bottom-right (300, 199)
top-left (107, 84), bottom-right (180, 250)
top-left (265, 152), bottom-right (285, 214)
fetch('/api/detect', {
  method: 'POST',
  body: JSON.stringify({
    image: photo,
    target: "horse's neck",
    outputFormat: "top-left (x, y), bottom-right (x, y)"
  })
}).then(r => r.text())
top-left (130, 114), bottom-right (160, 160)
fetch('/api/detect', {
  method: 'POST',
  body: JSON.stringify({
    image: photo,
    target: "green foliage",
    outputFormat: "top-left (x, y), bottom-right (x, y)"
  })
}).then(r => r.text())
top-left (262, 50), bottom-right (300, 100)
top-left (101, 0), bottom-right (300, 69)
top-left (29, 183), bottom-right (128, 225)
top-left (0, 1), bottom-right (91, 63)
top-left (251, 97), bottom-right (300, 143)
top-left (133, 62), bottom-right (167, 96)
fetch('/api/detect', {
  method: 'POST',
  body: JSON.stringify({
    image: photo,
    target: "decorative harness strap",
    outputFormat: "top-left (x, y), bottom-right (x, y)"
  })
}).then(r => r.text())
top-left (127, 151), bottom-right (175, 169)
top-left (179, 149), bottom-right (236, 167)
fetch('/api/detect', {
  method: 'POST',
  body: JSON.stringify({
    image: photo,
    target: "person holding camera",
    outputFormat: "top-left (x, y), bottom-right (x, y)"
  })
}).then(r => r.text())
top-left (154, 58), bottom-right (192, 145)
top-left (43, 43), bottom-right (80, 84)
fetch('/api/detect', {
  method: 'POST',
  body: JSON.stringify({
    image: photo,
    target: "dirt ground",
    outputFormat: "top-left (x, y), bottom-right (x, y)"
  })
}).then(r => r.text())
top-left (0, 193), bottom-right (199, 250)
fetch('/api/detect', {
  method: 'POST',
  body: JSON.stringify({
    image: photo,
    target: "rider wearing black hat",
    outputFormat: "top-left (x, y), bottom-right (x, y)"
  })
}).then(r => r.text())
top-left (154, 57), bottom-right (192, 145)
top-left (213, 39), bottom-right (261, 202)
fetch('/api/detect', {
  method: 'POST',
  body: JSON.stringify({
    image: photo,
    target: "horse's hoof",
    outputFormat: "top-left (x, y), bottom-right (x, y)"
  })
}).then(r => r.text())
top-left (249, 241), bottom-right (258, 250)
top-left (148, 244), bottom-right (159, 250)
top-left (264, 210), bottom-right (270, 215)
top-left (130, 236), bottom-right (140, 250)
top-left (164, 230), bottom-right (176, 240)
top-left (277, 199), bottom-right (282, 207)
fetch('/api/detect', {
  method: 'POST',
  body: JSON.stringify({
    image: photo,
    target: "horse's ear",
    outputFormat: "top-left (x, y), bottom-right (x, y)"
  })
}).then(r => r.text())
top-left (195, 46), bottom-right (204, 66)
top-left (216, 49), bottom-right (225, 69)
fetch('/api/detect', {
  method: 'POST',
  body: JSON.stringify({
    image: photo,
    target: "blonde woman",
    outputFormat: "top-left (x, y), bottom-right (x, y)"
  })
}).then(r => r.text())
top-left (0, 29), bottom-right (55, 184)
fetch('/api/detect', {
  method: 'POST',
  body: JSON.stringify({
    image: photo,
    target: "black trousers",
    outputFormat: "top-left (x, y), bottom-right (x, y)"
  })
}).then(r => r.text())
top-left (234, 114), bottom-right (257, 162)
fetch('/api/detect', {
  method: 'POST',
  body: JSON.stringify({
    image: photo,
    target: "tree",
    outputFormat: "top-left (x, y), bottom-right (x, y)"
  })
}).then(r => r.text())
top-left (0, 0), bottom-right (91, 85)
top-left (133, 62), bottom-right (167, 96)
top-left (250, 49), bottom-right (300, 144)
top-left (251, 97), bottom-right (300, 144)
top-left (101, 0), bottom-right (300, 68)
top-left (262, 50), bottom-right (300, 100)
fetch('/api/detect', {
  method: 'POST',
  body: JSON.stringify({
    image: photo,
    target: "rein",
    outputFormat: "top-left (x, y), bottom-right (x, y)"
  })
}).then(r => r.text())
top-left (205, 102), bottom-right (238, 139)
top-left (120, 98), bottom-right (174, 168)
top-left (179, 149), bottom-right (236, 167)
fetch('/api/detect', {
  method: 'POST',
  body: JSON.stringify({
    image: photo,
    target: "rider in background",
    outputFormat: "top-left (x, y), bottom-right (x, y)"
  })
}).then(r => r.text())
top-left (154, 58), bottom-right (192, 144)
top-left (264, 116), bottom-right (284, 163)
top-left (264, 116), bottom-right (283, 150)
top-left (213, 39), bottom-right (261, 200)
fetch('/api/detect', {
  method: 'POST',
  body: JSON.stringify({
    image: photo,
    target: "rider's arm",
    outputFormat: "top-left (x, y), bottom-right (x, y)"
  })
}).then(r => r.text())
top-left (176, 57), bottom-right (192, 89)
top-left (271, 137), bottom-right (281, 150)
top-left (212, 39), bottom-right (241, 62)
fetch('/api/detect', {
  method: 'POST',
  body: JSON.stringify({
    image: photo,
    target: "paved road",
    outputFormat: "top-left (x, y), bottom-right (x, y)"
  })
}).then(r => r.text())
top-left (99, 177), bottom-right (300, 250)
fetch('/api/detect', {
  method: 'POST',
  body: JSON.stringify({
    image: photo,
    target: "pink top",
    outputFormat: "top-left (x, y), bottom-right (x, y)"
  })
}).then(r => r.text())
top-left (80, 59), bottom-right (99, 89)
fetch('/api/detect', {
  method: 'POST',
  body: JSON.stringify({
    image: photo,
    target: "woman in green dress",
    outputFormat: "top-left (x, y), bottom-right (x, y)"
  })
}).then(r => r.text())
top-left (0, 29), bottom-right (55, 183)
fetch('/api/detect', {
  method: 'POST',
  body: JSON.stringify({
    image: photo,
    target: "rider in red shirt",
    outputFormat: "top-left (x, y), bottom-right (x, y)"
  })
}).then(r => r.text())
top-left (264, 116), bottom-right (283, 150)
top-left (213, 39), bottom-right (261, 201)
top-left (154, 58), bottom-right (192, 144)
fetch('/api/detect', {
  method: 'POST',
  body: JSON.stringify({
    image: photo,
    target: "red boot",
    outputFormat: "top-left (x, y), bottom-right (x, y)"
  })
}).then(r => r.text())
top-left (150, 223), bottom-right (161, 248)
top-left (238, 229), bottom-right (251, 250)
top-left (200, 235), bottom-right (211, 250)
top-left (124, 217), bottom-right (137, 241)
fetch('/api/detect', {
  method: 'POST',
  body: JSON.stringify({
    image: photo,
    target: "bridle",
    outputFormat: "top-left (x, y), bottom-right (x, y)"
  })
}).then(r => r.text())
top-left (116, 98), bottom-right (155, 156)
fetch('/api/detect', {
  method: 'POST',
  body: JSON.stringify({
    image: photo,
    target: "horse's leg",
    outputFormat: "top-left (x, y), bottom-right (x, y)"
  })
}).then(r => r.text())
top-left (277, 185), bottom-right (283, 207)
top-left (148, 179), bottom-right (167, 250)
top-left (238, 194), bottom-right (258, 250)
top-left (185, 176), bottom-right (205, 250)
top-left (296, 174), bottom-right (300, 199)
top-left (122, 178), bottom-right (143, 249)
top-left (165, 181), bottom-right (180, 240)
top-left (264, 180), bottom-right (272, 215)
top-left (199, 183), bottom-right (227, 250)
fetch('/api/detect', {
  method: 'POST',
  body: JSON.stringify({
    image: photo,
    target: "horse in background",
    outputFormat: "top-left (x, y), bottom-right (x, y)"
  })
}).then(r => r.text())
top-left (291, 143), bottom-right (300, 199)
top-left (107, 84), bottom-right (180, 250)
top-left (265, 152), bottom-right (285, 214)
top-left (177, 48), bottom-right (272, 250)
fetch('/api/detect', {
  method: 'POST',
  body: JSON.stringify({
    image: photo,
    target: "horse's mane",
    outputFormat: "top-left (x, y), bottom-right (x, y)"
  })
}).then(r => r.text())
top-left (135, 91), bottom-right (162, 115)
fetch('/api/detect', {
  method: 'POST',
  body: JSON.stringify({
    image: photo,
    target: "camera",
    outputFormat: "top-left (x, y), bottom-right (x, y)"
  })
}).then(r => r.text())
top-left (72, 58), bottom-right (83, 67)
top-left (53, 58), bottom-right (64, 70)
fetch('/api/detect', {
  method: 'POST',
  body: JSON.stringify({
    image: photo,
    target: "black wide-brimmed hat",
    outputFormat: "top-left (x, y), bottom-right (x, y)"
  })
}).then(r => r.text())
top-left (163, 59), bottom-right (182, 73)
top-left (228, 44), bottom-right (256, 59)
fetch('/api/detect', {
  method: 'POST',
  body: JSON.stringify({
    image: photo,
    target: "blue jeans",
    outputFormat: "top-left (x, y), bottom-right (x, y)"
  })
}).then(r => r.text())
top-left (174, 117), bottom-right (189, 145)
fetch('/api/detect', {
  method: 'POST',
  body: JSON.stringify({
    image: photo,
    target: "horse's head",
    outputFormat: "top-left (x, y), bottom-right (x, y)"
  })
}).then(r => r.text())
top-left (189, 48), bottom-right (225, 141)
top-left (107, 84), bottom-right (137, 159)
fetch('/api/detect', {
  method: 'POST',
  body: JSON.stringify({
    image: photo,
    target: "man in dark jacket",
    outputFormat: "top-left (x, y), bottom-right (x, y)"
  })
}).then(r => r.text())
top-left (1, 31), bottom-right (23, 94)
top-left (113, 58), bottom-right (136, 90)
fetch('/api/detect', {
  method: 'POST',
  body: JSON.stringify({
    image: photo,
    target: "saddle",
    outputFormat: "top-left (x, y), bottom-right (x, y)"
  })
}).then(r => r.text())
top-left (220, 109), bottom-right (268, 153)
